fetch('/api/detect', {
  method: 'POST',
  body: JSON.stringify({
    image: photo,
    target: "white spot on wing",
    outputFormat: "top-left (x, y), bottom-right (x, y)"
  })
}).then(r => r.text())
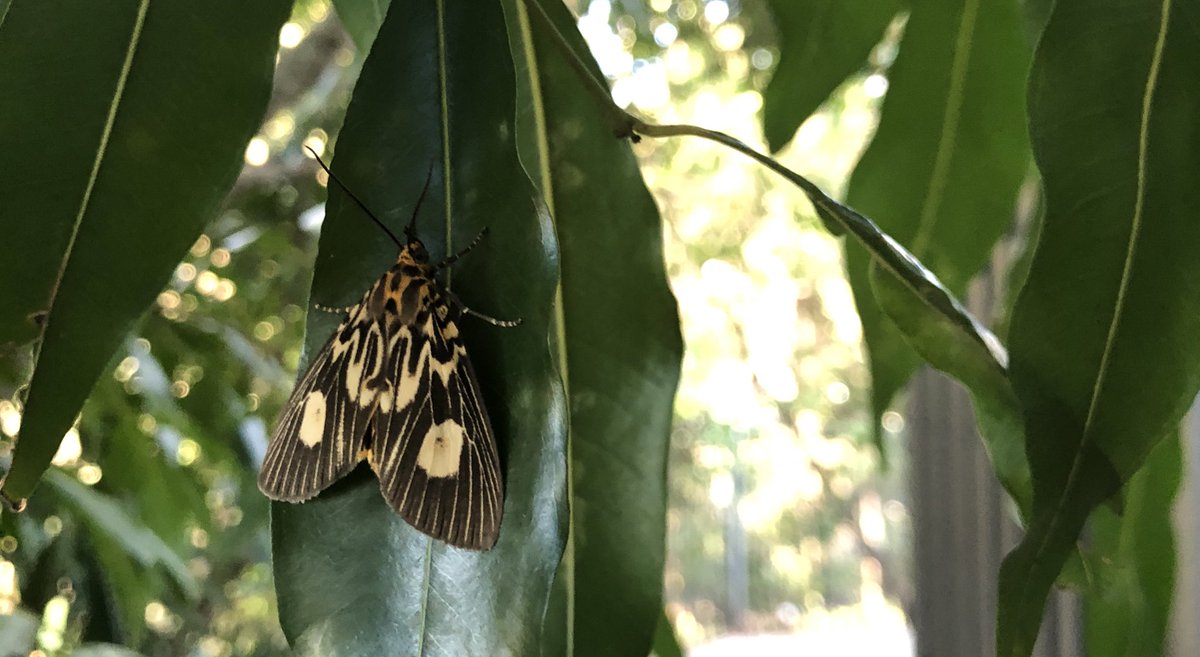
top-left (416, 420), bottom-right (465, 478)
top-left (299, 391), bottom-right (327, 447)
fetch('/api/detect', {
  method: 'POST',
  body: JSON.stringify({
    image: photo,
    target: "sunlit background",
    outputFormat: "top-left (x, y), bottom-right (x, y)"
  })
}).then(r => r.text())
top-left (0, 1), bottom-right (915, 655)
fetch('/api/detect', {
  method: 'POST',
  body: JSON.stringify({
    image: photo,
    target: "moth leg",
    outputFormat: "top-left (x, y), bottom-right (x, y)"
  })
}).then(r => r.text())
top-left (433, 284), bottom-right (522, 328)
top-left (463, 306), bottom-right (522, 327)
top-left (313, 303), bottom-right (355, 315)
top-left (435, 227), bottom-right (489, 270)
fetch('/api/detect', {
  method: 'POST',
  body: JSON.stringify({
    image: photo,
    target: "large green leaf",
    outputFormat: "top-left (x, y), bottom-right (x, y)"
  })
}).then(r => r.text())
top-left (505, 0), bottom-right (683, 654)
top-left (998, 1), bottom-right (1200, 655)
top-left (1085, 433), bottom-right (1180, 657)
top-left (0, 0), bottom-right (291, 501)
top-left (761, 0), bottom-right (900, 152)
top-left (270, 1), bottom-right (567, 655)
top-left (843, 0), bottom-right (1030, 446)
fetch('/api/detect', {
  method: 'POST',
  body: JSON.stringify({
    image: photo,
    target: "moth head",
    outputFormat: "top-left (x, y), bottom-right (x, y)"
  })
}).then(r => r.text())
top-left (401, 238), bottom-right (429, 265)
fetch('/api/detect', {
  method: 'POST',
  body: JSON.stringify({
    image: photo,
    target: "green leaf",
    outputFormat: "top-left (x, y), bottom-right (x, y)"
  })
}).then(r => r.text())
top-left (869, 269), bottom-right (1030, 513)
top-left (762, 0), bottom-right (900, 152)
top-left (843, 0), bottom-right (1031, 447)
top-left (505, 0), bottom-right (683, 654)
top-left (998, 2), bottom-right (1200, 655)
top-left (330, 0), bottom-right (390, 51)
top-left (0, 0), bottom-right (291, 501)
top-left (270, 1), bottom-right (566, 655)
top-left (651, 610), bottom-right (684, 657)
top-left (1085, 433), bottom-right (1180, 657)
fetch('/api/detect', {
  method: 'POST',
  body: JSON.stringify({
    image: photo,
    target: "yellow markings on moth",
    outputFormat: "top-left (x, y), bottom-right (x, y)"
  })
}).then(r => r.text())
top-left (416, 419), bottom-right (465, 478)
top-left (298, 391), bottom-right (327, 447)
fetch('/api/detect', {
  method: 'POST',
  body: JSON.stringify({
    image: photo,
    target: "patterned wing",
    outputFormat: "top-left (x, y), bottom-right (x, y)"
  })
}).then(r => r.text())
top-left (258, 299), bottom-right (390, 502)
top-left (370, 305), bottom-right (504, 550)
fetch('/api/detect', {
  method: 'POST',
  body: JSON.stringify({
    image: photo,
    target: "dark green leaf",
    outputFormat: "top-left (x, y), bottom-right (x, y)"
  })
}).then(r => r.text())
top-left (0, 0), bottom-right (291, 500)
top-left (843, 0), bottom-right (1030, 447)
top-left (998, 2), bottom-right (1200, 655)
top-left (270, 1), bottom-right (566, 655)
top-left (1085, 433), bottom-right (1180, 657)
top-left (762, 0), bottom-right (900, 152)
top-left (506, 0), bottom-right (683, 654)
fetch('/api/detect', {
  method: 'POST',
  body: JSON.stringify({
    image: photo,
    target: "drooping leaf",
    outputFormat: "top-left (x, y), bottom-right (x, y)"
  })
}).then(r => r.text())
top-left (1085, 433), bottom-right (1180, 657)
top-left (869, 269), bottom-right (1029, 512)
top-left (762, 0), bottom-right (900, 152)
top-left (998, 2), bottom-right (1200, 654)
top-left (0, 0), bottom-right (291, 501)
top-left (843, 0), bottom-right (1030, 447)
top-left (270, 1), bottom-right (567, 655)
top-left (504, 0), bottom-right (683, 654)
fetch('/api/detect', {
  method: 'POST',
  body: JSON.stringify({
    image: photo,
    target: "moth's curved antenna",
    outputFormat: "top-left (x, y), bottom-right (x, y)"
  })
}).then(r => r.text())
top-left (405, 164), bottom-right (435, 243)
top-left (307, 146), bottom-right (403, 249)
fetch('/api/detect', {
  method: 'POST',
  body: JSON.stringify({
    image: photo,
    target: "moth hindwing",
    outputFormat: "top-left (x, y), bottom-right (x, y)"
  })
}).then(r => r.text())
top-left (258, 154), bottom-right (520, 550)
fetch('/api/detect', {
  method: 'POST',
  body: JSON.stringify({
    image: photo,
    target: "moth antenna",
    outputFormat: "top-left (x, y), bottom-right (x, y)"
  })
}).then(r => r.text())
top-left (406, 163), bottom-right (435, 242)
top-left (307, 146), bottom-right (403, 248)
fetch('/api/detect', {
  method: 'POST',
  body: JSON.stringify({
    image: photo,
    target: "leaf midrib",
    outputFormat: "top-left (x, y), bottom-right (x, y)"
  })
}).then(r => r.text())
top-left (909, 0), bottom-right (981, 257)
top-left (42, 0), bottom-right (150, 336)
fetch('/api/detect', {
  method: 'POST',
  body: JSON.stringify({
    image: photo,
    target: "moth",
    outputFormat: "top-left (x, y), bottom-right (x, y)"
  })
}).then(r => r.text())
top-left (258, 150), bottom-right (518, 550)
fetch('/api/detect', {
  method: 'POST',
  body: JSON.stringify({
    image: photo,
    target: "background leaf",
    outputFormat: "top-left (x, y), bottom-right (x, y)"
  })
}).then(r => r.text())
top-left (506, 0), bottom-right (684, 654)
top-left (329, 0), bottom-right (389, 50)
top-left (998, 1), bottom-right (1200, 655)
top-left (270, 0), bottom-right (567, 655)
top-left (762, 0), bottom-right (900, 152)
top-left (0, 0), bottom-right (291, 500)
top-left (842, 0), bottom-right (1031, 447)
top-left (1085, 433), bottom-right (1180, 657)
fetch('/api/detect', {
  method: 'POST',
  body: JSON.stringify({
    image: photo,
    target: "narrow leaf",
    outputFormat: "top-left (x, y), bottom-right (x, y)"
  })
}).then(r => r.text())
top-left (843, 0), bottom-right (1030, 445)
top-left (270, 1), bottom-right (567, 655)
top-left (43, 469), bottom-right (196, 598)
top-left (999, 1), bottom-right (1200, 655)
top-left (0, 0), bottom-right (291, 501)
top-left (506, 0), bottom-right (683, 654)
top-left (762, 0), bottom-right (900, 152)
